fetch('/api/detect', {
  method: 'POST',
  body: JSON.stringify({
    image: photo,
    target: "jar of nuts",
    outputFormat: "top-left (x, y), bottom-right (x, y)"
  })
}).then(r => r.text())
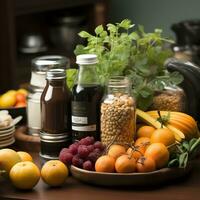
top-left (151, 85), bottom-right (186, 112)
top-left (100, 76), bottom-right (136, 146)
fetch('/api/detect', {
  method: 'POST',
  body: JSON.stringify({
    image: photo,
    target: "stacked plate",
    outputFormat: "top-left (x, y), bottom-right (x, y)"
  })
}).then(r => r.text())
top-left (0, 125), bottom-right (15, 148)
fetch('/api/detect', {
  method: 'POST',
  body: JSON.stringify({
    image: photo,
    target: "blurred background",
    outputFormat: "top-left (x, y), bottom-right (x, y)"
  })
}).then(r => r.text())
top-left (0, 0), bottom-right (200, 93)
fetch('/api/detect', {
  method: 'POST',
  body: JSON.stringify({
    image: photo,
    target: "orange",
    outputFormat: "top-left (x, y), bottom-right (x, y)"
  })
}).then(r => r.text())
top-left (15, 93), bottom-right (26, 103)
top-left (115, 154), bottom-right (136, 173)
top-left (144, 143), bottom-right (169, 169)
top-left (150, 128), bottom-right (175, 146)
top-left (136, 156), bottom-right (156, 172)
top-left (15, 101), bottom-right (26, 108)
top-left (41, 160), bottom-right (68, 187)
top-left (17, 151), bottom-right (33, 162)
top-left (134, 137), bottom-right (150, 154)
top-left (95, 155), bottom-right (115, 173)
top-left (137, 126), bottom-right (156, 138)
top-left (127, 147), bottom-right (142, 160)
top-left (108, 144), bottom-right (126, 160)
top-left (9, 161), bottom-right (40, 190)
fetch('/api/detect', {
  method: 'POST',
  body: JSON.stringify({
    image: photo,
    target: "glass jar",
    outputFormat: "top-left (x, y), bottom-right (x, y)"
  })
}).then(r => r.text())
top-left (71, 54), bottom-right (103, 141)
top-left (151, 85), bottom-right (186, 112)
top-left (100, 76), bottom-right (136, 146)
top-left (27, 55), bottom-right (69, 135)
top-left (41, 69), bottom-right (71, 134)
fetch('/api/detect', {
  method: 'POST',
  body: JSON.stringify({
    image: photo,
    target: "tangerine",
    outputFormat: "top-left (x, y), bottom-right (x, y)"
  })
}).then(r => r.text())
top-left (108, 144), bottom-right (126, 160)
top-left (95, 155), bottom-right (115, 173)
top-left (115, 154), bottom-right (136, 173)
top-left (144, 143), bottom-right (169, 169)
top-left (134, 137), bottom-right (150, 154)
top-left (17, 151), bottom-right (33, 162)
top-left (150, 128), bottom-right (175, 146)
top-left (137, 126), bottom-right (156, 138)
top-left (136, 156), bottom-right (156, 172)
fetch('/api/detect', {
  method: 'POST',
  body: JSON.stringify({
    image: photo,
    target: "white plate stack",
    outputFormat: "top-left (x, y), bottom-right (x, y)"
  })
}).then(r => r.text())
top-left (0, 125), bottom-right (15, 148)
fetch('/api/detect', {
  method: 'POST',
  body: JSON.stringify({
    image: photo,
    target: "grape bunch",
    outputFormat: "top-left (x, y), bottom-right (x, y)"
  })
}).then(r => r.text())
top-left (59, 136), bottom-right (105, 171)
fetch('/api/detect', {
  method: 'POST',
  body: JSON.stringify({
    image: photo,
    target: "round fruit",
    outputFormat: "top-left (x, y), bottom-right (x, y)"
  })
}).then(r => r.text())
top-left (108, 144), bottom-right (126, 160)
top-left (150, 128), bottom-right (175, 146)
top-left (144, 143), bottom-right (169, 169)
top-left (127, 147), bottom-right (142, 160)
top-left (9, 161), bottom-right (40, 190)
top-left (0, 148), bottom-right (22, 173)
top-left (17, 89), bottom-right (28, 97)
top-left (136, 156), bottom-right (156, 172)
top-left (137, 126), bottom-right (156, 138)
top-left (115, 154), bottom-right (136, 173)
top-left (41, 160), bottom-right (68, 187)
top-left (95, 155), bottom-right (115, 173)
top-left (134, 137), bottom-right (150, 154)
top-left (16, 93), bottom-right (26, 103)
top-left (17, 151), bottom-right (33, 162)
top-left (0, 93), bottom-right (16, 108)
top-left (15, 101), bottom-right (26, 108)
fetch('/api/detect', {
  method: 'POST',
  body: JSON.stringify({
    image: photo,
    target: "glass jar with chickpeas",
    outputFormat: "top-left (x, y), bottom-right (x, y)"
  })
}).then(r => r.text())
top-left (100, 76), bottom-right (136, 146)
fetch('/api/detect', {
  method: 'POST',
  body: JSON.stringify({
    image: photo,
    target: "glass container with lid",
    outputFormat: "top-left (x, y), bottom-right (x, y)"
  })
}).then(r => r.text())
top-left (100, 76), bottom-right (136, 146)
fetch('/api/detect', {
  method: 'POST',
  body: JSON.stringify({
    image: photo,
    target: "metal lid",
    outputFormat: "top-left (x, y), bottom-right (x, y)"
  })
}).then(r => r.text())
top-left (32, 55), bottom-right (69, 72)
top-left (40, 131), bottom-right (70, 142)
top-left (46, 69), bottom-right (66, 80)
top-left (76, 54), bottom-right (98, 65)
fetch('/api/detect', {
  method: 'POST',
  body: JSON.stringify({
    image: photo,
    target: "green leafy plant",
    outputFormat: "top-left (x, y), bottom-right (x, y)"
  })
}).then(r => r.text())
top-left (74, 19), bottom-right (183, 110)
top-left (168, 138), bottom-right (200, 168)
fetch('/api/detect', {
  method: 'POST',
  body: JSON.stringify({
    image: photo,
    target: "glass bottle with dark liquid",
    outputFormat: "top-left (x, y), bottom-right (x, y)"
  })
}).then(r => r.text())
top-left (71, 54), bottom-right (103, 141)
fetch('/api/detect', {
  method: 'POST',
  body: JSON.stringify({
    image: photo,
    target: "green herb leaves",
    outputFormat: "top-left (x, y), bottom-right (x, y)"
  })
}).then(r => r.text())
top-left (74, 19), bottom-right (183, 110)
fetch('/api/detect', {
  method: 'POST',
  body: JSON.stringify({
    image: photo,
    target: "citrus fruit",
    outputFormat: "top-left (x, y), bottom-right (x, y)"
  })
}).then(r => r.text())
top-left (0, 93), bottom-right (16, 108)
top-left (95, 155), bottom-right (115, 173)
top-left (136, 156), bottom-right (156, 172)
top-left (17, 89), bottom-right (28, 97)
top-left (108, 144), bottom-right (126, 160)
top-left (144, 143), bottom-right (169, 169)
top-left (0, 148), bottom-right (22, 173)
top-left (134, 137), bottom-right (150, 154)
top-left (17, 151), bottom-right (33, 162)
top-left (16, 93), bottom-right (26, 103)
top-left (137, 126), bottom-right (156, 138)
top-left (41, 160), bottom-right (68, 187)
top-left (115, 154), bottom-right (136, 173)
top-left (15, 101), bottom-right (26, 108)
top-left (9, 161), bottom-right (40, 190)
top-left (150, 128), bottom-right (175, 146)
top-left (127, 147), bottom-right (142, 160)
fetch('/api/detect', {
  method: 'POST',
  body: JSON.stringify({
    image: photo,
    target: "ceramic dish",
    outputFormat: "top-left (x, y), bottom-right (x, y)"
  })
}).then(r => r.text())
top-left (0, 116), bottom-right (22, 130)
top-left (71, 164), bottom-right (192, 187)
top-left (0, 138), bottom-right (15, 148)
top-left (0, 126), bottom-right (15, 133)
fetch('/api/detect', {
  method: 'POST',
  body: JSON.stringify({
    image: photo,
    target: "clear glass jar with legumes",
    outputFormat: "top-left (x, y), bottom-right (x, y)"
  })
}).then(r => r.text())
top-left (100, 76), bottom-right (136, 146)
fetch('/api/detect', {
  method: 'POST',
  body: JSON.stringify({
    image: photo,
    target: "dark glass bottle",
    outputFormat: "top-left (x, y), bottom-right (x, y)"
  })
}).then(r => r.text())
top-left (71, 54), bottom-right (103, 141)
top-left (41, 69), bottom-right (71, 134)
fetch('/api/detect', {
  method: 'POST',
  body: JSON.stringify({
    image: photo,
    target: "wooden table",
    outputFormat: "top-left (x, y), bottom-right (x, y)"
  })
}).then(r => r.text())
top-left (1, 152), bottom-right (200, 200)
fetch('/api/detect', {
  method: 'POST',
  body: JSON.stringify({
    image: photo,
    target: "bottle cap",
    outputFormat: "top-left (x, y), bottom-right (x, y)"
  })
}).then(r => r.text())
top-left (76, 54), bottom-right (98, 65)
top-left (46, 69), bottom-right (66, 80)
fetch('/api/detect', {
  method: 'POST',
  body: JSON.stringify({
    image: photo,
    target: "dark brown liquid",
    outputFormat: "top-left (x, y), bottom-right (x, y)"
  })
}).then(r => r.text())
top-left (41, 79), bottom-right (71, 134)
top-left (71, 84), bottom-right (103, 141)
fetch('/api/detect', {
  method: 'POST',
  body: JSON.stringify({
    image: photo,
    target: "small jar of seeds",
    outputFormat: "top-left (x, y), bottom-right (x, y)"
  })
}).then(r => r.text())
top-left (100, 76), bottom-right (136, 146)
top-left (151, 85), bottom-right (186, 112)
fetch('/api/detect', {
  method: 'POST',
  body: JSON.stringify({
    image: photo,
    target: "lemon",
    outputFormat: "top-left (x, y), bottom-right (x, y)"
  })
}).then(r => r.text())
top-left (17, 89), bottom-right (28, 97)
top-left (0, 92), bottom-right (16, 108)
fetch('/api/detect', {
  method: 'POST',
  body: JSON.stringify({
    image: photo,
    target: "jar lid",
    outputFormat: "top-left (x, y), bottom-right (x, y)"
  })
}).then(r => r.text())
top-left (32, 55), bottom-right (69, 72)
top-left (46, 69), bottom-right (66, 80)
top-left (76, 54), bottom-right (98, 65)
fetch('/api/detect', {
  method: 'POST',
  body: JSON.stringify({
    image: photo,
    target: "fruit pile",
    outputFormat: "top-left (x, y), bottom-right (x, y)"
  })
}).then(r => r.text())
top-left (59, 136), bottom-right (105, 170)
top-left (0, 148), bottom-right (69, 190)
top-left (0, 89), bottom-right (28, 109)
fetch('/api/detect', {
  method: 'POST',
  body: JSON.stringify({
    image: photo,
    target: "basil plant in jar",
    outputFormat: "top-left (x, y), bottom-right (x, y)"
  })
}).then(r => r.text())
top-left (70, 19), bottom-right (183, 111)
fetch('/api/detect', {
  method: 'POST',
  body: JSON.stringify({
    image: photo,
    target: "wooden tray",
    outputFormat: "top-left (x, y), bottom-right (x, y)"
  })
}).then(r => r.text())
top-left (71, 164), bottom-right (192, 187)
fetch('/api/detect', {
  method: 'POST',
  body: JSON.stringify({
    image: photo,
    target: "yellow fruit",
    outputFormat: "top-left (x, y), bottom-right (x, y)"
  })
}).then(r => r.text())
top-left (9, 161), bottom-right (40, 190)
top-left (6, 90), bottom-right (17, 96)
top-left (17, 151), bottom-right (33, 162)
top-left (108, 144), bottom-right (126, 160)
top-left (17, 89), bottom-right (28, 97)
top-left (0, 149), bottom-right (22, 173)
top-left (41, 160), bottom-right (68, 187)
top-left (0, 93), bottom-right (16, 108)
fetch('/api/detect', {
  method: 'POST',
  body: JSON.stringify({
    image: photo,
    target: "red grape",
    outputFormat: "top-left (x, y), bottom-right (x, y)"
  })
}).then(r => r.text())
top-left (69, 143), bottom-right (79, 155)
top-left (72, 155), bottom-right (83, 167)
top-left (88, 152), bottom-right (99, 163)
top-left (94, 141), bottom-right (104, 150)
top-left (78, 145), bottom-right (89, 158)
top-left (79, 136), bottom-right (95, 145)
top-left (59, 149), bottom-right (73, 165)
top-left (83, 160), bottom-right (94, 171)
top-left (87, 145), bottom-right (95, 152)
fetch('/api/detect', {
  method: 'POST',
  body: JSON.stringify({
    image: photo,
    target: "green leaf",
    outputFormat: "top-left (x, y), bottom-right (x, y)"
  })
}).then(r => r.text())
top-left (190, 137), bottom-right (200, 152)
top-left (66, 69), bottom-right (78, 90)
top-left (179, 152), bottom-right (188, 168)
top-left (182, 141), bottom-right (190, 151)
top-left (95, 25), bottom-right (104, 35)
top-left (118, 19), bottom-right (134, 30)
top-left (168, 159), bottom-right (179, 167)
top-left (78, 31), bottom-right (91, 38)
